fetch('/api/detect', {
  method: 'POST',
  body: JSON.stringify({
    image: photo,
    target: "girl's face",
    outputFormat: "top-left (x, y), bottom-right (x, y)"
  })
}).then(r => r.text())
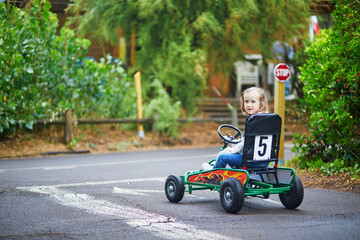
top-left (243, 91), bottom-right (261, 115)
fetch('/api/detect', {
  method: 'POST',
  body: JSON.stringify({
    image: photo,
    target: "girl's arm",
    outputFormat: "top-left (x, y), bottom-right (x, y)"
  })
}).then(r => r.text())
top-left (227, 140), bottom-right (244, 154)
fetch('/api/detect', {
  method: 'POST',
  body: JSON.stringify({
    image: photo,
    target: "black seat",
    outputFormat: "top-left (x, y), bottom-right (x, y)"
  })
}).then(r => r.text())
top-left (242, 113), bottom-right (282, 177)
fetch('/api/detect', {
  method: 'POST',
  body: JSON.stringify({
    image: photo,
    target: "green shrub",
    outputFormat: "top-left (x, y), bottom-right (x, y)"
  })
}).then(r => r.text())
top-left (72, 56), bottom-right (136, 119)
top-left (287, 157), bottom-right (360, 177)
top-left (293, 0), bottom-right (360, 167)
top-left (138, 40), bottom-right (207, 115)
top-left (0, 1), bottom-right (77, 132)
top-left (143, 79), bottom-right (181, 137)
top-left (0, 1), bottom-right (136, 134)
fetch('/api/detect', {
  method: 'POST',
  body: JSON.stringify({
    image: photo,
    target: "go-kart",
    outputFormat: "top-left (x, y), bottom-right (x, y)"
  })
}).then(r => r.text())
top-left (165, 113), bottom-right (304, 213)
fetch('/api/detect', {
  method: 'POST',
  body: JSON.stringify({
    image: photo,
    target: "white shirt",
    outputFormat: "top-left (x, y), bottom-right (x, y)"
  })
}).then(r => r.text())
top-left (229, 140), bottom-right (244, 154)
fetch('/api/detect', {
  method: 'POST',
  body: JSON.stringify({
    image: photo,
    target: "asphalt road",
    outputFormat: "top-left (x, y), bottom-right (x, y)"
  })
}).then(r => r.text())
top-left (1, 146), bottom-right (359, 240)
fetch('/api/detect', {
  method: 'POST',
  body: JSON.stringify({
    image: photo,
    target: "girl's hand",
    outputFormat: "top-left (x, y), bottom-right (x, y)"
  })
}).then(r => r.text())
top-left (224, 133), bottom-right (233, 142)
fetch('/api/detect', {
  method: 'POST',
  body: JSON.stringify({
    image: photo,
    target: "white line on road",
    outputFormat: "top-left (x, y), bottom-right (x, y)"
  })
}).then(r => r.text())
top-left (113, 187), bottom-right (163, 196)
top-left (0, 154), bottom-right (215, 173)
top-left (19, 177), bottom-right (167, 188)
top-left (249, 196), bottom-right (283, 206)
top-left (17, 182), bottom-right (238, 240)
top-left (16, 177), bottom-right (283, 239)
top-left (264, 199), bottom-right (282, 206)
top-left (263, 198), bottom-right (283, 206)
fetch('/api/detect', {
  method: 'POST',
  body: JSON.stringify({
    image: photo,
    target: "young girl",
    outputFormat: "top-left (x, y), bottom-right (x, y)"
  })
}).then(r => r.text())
top-left (202, 87), bottom-right (269, 170)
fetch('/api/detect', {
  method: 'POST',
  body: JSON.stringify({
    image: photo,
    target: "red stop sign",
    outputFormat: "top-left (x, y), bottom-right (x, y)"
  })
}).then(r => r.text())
top-left (274, 63), bottom-right (291, 82)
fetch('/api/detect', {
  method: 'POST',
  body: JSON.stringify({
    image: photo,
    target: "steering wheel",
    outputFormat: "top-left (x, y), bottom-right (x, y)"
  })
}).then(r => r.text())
top-left (217, 124), bottom-right (243, 144)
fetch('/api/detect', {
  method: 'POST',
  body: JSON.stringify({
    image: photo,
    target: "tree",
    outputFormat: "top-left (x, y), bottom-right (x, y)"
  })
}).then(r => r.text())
top-left (66, 0), bottom-right (310, 113)
top-left (0, 0), bottom-right (135, 134)
top-left (294, 0), bottom-right (360, 166)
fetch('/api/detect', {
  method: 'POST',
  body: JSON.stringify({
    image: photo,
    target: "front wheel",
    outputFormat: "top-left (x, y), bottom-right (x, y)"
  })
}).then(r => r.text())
top-left (279, 176), bottom-right (304, 209)
top-left (220, 177), bottom-right (245, 213)
top-left (165, 175), bottom-right (185, 203)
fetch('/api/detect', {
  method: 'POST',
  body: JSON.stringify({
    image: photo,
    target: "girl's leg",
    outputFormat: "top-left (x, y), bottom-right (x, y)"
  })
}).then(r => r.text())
top-left (213, 150), bottom-right (243, 169)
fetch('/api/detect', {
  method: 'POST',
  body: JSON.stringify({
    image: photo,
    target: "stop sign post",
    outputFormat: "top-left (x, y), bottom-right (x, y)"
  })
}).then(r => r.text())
top-left (274, 63), bottom-right (291, 163)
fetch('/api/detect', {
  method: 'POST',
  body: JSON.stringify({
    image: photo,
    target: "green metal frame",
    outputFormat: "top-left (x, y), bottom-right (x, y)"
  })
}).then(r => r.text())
top-left (181, 167), bottom-right (296, 196)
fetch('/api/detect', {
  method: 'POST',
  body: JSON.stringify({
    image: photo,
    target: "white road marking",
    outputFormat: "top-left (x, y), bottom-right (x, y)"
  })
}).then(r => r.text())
top-left (0, 154), bottom-right (214, 173)
top-left (17, 178), bottom-right (238, 240)
top-left (15, 176), bottom-right (281, 240)
top-left (23, 177), bottom-right (167, 188)
top-left (263, 198), bottom-right (283, 206)
top-left (187, 195), bottom-right (210, 201)
top-left (249, 197), bottom-right (283, 206)
top-left (113, 187), bottom-right (163, 196)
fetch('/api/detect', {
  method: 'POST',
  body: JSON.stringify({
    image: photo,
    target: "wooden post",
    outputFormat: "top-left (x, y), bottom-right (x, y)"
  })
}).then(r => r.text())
top-left (64, 109), bottom-right (72, 145)
top-left (134, 71), bottom-right (144, 138)
top-left (274, 80), bottom-right (285, 160)
top-left (130, 28), bottom-right (136, 67)
top-left (274, 63), bottom-right (291, 163)
top-left (274, 78), bottom-right (286, 162)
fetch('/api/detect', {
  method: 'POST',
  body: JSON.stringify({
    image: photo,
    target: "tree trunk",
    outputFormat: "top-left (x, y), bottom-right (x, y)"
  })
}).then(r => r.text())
top-left (64, 110), bottom-right (72, 145)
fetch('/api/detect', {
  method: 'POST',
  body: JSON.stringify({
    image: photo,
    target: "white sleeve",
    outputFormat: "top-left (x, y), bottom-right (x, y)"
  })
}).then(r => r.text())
top-left (229, 140), bottom-right (244, 154)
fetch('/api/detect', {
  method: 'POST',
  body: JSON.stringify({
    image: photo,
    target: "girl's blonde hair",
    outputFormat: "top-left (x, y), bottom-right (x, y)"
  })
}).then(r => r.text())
top-left (240, 87), bottom-right (269, 116)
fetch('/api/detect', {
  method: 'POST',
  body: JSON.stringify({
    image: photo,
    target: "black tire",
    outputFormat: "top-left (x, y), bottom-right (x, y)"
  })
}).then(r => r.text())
top-left (165, 175), bottom-right (185, 203)
top-left (279, 176), bottom-right (304, 209)
top-left (220, 177), bottom-right (245, 214)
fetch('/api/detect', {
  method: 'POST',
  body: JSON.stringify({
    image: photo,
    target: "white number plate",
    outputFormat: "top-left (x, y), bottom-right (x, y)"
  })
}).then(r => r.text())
top-left (254, 135), bottom-right (272, 160)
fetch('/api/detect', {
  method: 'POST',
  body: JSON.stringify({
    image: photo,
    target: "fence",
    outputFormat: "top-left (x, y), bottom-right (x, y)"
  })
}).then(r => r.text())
top-left (35, 110), bottom-right (241, 144)
top-left (30, 111), bottom-right (292, 145)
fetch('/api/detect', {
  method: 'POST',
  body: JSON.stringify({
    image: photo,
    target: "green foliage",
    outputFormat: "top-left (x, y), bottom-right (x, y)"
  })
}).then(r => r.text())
top-left (319, 160), bottom-right (360, 177)
top-left (288, 157), bottom-right (360, 177)
top-left (252, 0), bottom-right (311, 61)
top-left (142, 40), bottom-right (207, 114)
top-left (1, 1), bottom-right (65, 132)
top-left (143, 79), bottom-right (181, 137)
top-left (66, 0), bottom-right (310, 113)
top-left (67, 135), bottom-right (82, 149)
top-left (72, 56), bottom-right (136, 119)
top-left (0, 1), bottom-right (136, 134)
top-left (294, 0), bottom-right (360, 167)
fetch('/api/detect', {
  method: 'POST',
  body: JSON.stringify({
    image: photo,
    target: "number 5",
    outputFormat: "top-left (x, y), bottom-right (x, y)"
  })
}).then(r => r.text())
top-left (254, 135), bottom-right (272, 160)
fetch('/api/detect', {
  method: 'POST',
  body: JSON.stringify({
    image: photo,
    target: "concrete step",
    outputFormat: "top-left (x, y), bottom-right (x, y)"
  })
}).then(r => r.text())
top-left (197, 98), bottom-right (295, 141)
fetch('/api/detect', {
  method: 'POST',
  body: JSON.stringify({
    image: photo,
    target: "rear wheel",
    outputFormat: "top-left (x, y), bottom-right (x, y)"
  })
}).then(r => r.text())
top-left (279, 176), bottom-right (304, 209)
top-left (220, 178), bottom-right (245, 213)
top-left (165, 175), bottom-right (185, 203)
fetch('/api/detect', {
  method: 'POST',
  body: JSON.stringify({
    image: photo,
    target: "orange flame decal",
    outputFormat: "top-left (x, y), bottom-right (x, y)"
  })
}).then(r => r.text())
top-left (188, 170), bottom-right (247, 185)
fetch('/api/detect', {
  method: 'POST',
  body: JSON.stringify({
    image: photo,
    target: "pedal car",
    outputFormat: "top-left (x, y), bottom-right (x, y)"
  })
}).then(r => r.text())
top-left (165, 113), bottom-right (304, 213)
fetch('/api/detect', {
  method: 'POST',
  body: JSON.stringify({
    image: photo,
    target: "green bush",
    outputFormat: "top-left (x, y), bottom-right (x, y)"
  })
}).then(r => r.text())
top-left (143, 79), bottom-right (181, 137)
top-left (0, 1), bottom-right (77, 132)
top-left (72, 56), bottom-right (136, 119)
top-left (293, 0), bottom-right (360, 167)
top-left (0, 1), bottom-right (136, 134)
top-left (287, 157), bottom-right (360, 177)
top-left (139, 41), bottom-right (207, 115)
